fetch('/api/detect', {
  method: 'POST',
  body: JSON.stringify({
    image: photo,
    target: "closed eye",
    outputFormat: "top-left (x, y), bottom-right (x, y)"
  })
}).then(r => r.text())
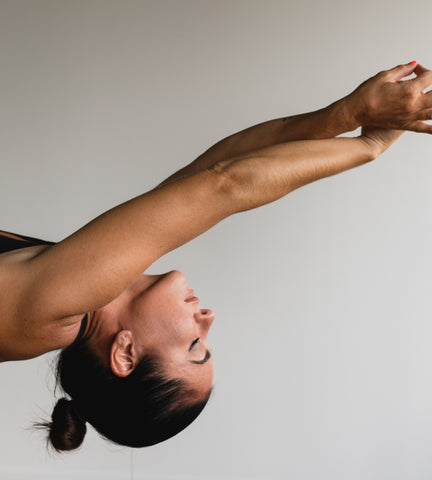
top-left (189, 338), bottom-right (200, 352)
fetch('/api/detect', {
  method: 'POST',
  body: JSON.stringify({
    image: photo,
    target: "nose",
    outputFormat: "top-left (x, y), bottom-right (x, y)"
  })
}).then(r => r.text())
top-left (194, 308), bottom-right (215, 331)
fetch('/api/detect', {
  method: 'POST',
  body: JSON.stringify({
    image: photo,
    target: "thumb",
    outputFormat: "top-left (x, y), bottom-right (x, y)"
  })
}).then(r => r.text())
top-left (384, 61), bottom-right (417, 82)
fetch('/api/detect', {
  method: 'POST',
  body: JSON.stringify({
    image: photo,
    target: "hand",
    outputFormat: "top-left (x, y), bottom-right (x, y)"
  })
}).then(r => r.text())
top-left (360, 125), bottom-right (404, 158)
top-left (347, 62), bottom-right (432, 134)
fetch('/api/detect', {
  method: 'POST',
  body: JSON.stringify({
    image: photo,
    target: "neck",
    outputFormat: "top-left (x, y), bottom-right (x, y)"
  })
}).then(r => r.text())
top-left (83, 273), bottom-right (165, 363)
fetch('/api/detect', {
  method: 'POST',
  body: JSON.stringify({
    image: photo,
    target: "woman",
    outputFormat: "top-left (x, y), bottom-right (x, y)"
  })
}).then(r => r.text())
top-left (1, 62), bottom-right (432, 451)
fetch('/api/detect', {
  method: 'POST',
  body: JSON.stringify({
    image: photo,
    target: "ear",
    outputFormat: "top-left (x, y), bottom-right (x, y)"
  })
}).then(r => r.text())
top-left (110, 330), bottom-right (137, 378)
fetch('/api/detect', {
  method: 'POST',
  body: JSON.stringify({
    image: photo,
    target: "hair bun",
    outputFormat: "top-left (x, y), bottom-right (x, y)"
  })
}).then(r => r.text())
top-left (48, 398), bottom-right (87, 451)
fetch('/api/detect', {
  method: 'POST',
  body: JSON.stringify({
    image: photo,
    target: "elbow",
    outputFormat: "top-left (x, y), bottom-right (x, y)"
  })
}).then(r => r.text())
top-left (206, 160), bottom-right (242, 214)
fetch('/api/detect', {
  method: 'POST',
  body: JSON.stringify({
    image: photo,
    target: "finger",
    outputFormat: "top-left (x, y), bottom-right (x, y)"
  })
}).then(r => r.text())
top-left (413, 63), bottom-right (430, 76)
top-left (413, 107), bottom-right (432, 121)
top-left (383, 62), bottom-right (417, 82)
top-left (412, 63), bottom-right (432, 90)
top-left (404, 120), bottom-right (432, 134)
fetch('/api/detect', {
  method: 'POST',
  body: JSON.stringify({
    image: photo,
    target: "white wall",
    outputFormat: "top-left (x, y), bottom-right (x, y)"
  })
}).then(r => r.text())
top-left (2, 0), bottom-right (432, 479)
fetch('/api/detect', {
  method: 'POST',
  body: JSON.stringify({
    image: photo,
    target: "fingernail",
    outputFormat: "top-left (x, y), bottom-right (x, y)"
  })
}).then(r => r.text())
top-left (409, 60), bottom-right (417, 65)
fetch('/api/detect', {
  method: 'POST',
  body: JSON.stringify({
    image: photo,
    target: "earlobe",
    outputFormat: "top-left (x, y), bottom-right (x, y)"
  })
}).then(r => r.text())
top-left (110, 330), bottom-right (136, 378)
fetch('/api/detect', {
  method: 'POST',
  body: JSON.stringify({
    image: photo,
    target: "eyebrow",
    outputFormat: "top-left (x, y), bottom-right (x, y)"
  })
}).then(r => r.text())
top-left (189, 349), bottom-right (211, 365)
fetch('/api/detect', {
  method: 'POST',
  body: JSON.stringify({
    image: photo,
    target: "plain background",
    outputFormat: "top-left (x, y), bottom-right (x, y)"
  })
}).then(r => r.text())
top-left (1, 1), bottom-right (432, 479)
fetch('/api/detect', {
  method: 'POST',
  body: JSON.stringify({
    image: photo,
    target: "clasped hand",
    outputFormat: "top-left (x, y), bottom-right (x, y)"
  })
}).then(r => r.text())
top-left (348, 61), bottom-right (432, 134)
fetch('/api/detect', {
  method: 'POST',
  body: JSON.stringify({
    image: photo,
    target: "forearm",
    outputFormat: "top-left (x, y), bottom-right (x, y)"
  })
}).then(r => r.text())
top-left (198, 97), bottom-right (357, 158)
top-left (158, 96), bottom-right (358, 187)
top-left (215, 135), bottom-right (376, 214)
top-left (211, 96), bottom-right (356, 151)
top-left (160, 61), bottom-right (432, 188)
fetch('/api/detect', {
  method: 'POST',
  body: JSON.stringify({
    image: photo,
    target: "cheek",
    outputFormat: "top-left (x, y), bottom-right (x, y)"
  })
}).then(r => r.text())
top-left (146, 301), bottom-right (193, 343)
top-left (141, 285), bottom-right (194, 340)
top-left (169, 314), bottom-right (196, 343)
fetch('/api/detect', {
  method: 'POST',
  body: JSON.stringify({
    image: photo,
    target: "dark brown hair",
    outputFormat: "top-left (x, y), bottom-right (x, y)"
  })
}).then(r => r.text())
top-left (40, 337), bottom-right (212, 451)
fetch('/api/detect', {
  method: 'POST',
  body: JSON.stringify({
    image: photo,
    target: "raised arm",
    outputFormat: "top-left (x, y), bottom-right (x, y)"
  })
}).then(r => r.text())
top-left (209, 126), bottom-right (401, 214)
top-left (19, 126), bottom-right (399, 325)
top-left (159, 62), bottom-right (432, 187)
top-left (15, 63), bottom-right (432, 327)
top-left (157, 98), bottom-right (354, 187)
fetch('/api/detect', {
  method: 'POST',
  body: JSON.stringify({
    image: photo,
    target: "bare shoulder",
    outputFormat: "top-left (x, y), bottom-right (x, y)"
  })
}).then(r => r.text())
top-left (0, 245), bottom-right (82, 361)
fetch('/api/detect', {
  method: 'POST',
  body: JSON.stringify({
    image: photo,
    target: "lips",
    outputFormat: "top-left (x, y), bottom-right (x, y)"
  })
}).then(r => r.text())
top-left (185, 290), bottom-right (199, 303)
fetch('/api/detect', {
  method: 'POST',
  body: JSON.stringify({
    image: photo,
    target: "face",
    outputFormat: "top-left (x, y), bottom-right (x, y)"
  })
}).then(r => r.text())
top-left (126, 270), bottom-right (214, 399)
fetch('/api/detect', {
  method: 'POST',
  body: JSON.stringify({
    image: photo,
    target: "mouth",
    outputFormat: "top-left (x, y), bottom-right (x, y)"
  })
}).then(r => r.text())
top-left (185, 290), bottom-right (199, 303)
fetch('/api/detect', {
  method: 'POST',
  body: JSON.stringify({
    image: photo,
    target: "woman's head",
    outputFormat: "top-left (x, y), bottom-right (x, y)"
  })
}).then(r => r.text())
top-left (44, 270), bottom-right (215, 451)
top-left (106, 270), bottom-right (215, 395)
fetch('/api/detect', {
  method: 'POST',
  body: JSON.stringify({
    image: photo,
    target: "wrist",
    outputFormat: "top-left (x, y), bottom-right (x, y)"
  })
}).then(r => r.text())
top-left (358, 135), bottom-right (380, 160)
top-left (333, 95), bottom-right (362, 133)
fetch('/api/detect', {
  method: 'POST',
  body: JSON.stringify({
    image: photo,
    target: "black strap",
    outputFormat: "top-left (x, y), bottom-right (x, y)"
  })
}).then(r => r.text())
top-left (0, 230), bottom-right (55, 254)
top-left (69, 314), bottom-right (89, 347)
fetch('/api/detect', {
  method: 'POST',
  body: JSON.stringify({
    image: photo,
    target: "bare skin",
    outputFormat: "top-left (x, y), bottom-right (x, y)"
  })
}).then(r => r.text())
top-left (1, 62), bottom-right (431, 380)
top-left (85, 270), bottom-right (216, 400)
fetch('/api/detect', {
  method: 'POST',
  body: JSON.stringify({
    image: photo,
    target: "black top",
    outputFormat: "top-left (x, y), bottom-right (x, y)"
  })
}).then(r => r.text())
top-left (0, 229), bottom-right (55, 253)
top-left (0, 230), bottom-right (87, 344)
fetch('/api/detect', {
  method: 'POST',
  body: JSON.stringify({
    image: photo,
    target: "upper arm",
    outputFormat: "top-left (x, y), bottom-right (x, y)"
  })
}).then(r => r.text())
top-left (22, 169), bottom-right (234, 320)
